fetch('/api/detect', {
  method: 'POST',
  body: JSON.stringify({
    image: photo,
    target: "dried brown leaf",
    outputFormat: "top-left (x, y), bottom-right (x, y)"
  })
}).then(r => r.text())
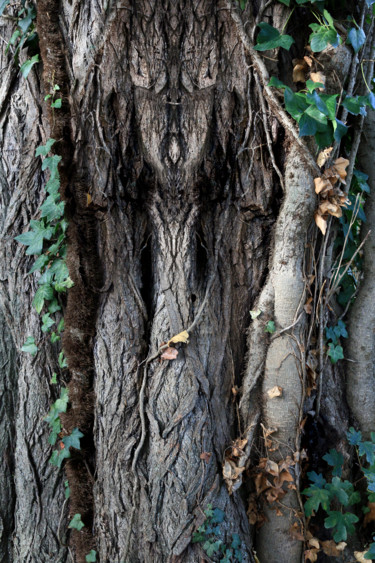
top-left (267, 386), bottom-right (283, 399)
top-left (310, 71), bottom-right (326, 88)
top-left (314, 176), bottom-right (332, 194)
top-left (322, 540), bottom-right (346, 556)
top-left (161, 347), bottom-right (179, 360)
top-left (200, 452), bottom-right (212, 463)
top-left (317, 147), bottom-right (333, 167)
top-left (304, 548), bottom-right (319, 562)
top-left (265, 459), bottom-right (279, 477)
top-left (293, 64), bottom-right (306, 83)
top-left (355, 551), bottom-right (369, 563)
top-left (304, 297), bottom-right (313, 314)
top-left (314, 212), bottom-right (327, 235)
top-left (364, 502), bottom-right (375, 526)
top-left (308, 538), bottom-right (320, 549)
top-left (333, 157), bottom-right (350, 181)
top-left (304, 56), bottom-right (313, 67)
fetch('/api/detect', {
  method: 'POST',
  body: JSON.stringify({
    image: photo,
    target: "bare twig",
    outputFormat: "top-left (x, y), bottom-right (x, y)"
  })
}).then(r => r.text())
top-left (225, 0), bottom-right (320, 175)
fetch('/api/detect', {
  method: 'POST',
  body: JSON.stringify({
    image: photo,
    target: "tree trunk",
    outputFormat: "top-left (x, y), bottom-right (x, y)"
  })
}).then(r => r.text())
top-left (0, 1), bottom-right (374, 562)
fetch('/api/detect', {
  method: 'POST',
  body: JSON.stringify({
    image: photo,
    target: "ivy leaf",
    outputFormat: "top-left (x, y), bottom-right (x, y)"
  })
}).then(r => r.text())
top-left (40, 195), bottom-right (65, 222)
top-left (265, 320), bottom-right (276, 334)
top-left (303, 487), bottom-right (331, 516)
top-left (21, 336), bottom-right (38, 356)
top-left (333, 118), bottom-right (348, 142)
top-left (348, 426), bottom-right (365, 446)
top-left (42, 154), bottom-right (62, 181)
top-left (324, 510), bottom-right (359, 542)
top-left (211, 508), bottom-right (225, 524)
top-left (365, 540), bottom-right (375, 560)
top-left (68, 513), bottom-right (85, 531)
top-left (0, 0), bottom-right (10, 16)
top-left (307, 471), bottom-right (327, 488)
top-left (15, 220), bottom-right (53, 255)
top-left (342, 96), bottom-right (367, 116)
top-left (35, 139), bottom-right (56, 157)
top-left (20, 54), bottom-right (39, 79)
top-left (48, 299), bottom-right (61, 314)
top-left (285, 89), bottom-right (309, 121)
top-left (231, 533), bottom-right (241, 549)
top-left (328, 343), bottom-right (344, 364)
top-left (359, 441), bottom-right (375, 465)
top-left (18, 5), bottom-right (36, 34)
top-left (323, 449), bottom-right (344, 477)
top-left (254, 23), bottom-right (294, 51)
top-left (309, 26), bottom-right (340, 52)
top-left (268, 76), bottom-right (287, 89)
top-left (347, 27), bottom-right (366, 54)
top-left (50, 259), bottom-right (69, 283)
top-left (58, 351), bottom-right (68, 369)
top-left (51, 98), bottom-right (62, 109)
top-left (28, 254), bottom-right (49, 274)
top-left (306, 80), bottom-right (325, 93)
top-left (64, 480), bottom-right (71, 500)
top-left (41, 313), bottom-right (55, 333)
top-left (325, 476), bottom-right (349, 506)
top-left (86, 551), bottom-right (97, 563)
top-left (63, 428), bottom-right (84, 451)
top-left (203, 539), bottom-right (222, 557)
top-left (51, 332), bottom-right (60, 343)
top-left (33, 284), bottom-right (54, 313)
top-left (54, 387), bottom-right (69, 413)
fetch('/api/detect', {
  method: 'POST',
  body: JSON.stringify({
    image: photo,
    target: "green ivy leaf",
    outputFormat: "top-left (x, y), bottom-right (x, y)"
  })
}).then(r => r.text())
top-left (211, 508), bottom-right (225, 524)
top-left (63, 427), bottom-right (84, 451)
top-left (303, 486), bottom-right (331, 516)
top-left (48, 299), bottom-right (61, 314)
top-left (28, 254), bottom-right (49, 275)
top-left (54, 277), bottom-right (74, 292)
top-left (41, 313), bottom-right (55, 333)
top-left (40, 195), bottom-right (65, 222)
top-left (348, 427), bottom-right (363, 446)
top-left (365, 539), bottom-right (375, 559)
top-left (0, 0), bottom-right (10, 16)
top-left (307, 471), bottom-right (326, 488)
top-left (328, 343), bottom-right (344, 364)
top-left (51, 98), bottom-right (62, 109)
top-left (203, 539), bottom-right (222, 557)
top-left (50, 332), bottom-right (60, 343)
top-left (20, 54), bottom-right (39, 79)
top-left (323, 449), bottom-right (344, 477)
top-left (359, 441), bottom-right (375, 465)
top-left (58, 351), bottom-right (68, 369)
top-left (49, 259), bottom-right (69, 283)
top-left (33, 283), bottom-right (54, 313)
top-left (35, 139), bottom-right (56, 157)
top-left (42, 154), bottom-right (62, 181)
top-left (86, 551), bottom-right (97, 563)
top-left (347, 27), bottom-right (366, 54)
top-left (333, 118), bottom-right (348, 142)
top-left (268, 76), bottom-right (287, 89)
top-left (231, 533), bottom-right (241, 549)
top-left (21, 336), bottom-right (38, 356)
top-left (265, 320), bottom-right (276, 334)
top-left (284, 89), bottom-right (309, 121)
top-left (324, 510), bottom-right (359, 542)
top-left (254, 22), bottom-right (294, 51)
top-left (68, 513), bottom-right (85, 531)
top-left (15, 220), bottom-right (54, 255)
top-left (50, 372), bottom-right (58, 384)
top-left (342, 95), bottom-right (367, 116)
top-left (325, 476), bottom-right (350, 506)
top-left (306, 80), bottom-right (325, 93)
top-left (309, 26), bottom-right (340, 52)
top-left (64, 480), bottom-right (71, 499)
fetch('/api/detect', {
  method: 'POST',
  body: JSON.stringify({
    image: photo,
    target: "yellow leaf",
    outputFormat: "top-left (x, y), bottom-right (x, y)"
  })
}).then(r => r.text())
top-left (167, 330), bottom-right (189, 346)
top-left (86, 193), bottom-right (92, 206)
top-left (310, 71), bottom-right (326, 89)
top-left (355, 551), bottom-right (369, 563)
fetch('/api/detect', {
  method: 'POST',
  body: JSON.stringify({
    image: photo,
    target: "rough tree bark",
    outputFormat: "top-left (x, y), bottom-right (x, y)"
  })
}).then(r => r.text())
top-left (0, 1), bottom-right (374, 563)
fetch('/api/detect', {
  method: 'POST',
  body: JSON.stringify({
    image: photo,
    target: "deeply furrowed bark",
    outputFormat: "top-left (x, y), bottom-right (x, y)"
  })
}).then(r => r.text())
top-left (1, 1), bottom-right (374, 562)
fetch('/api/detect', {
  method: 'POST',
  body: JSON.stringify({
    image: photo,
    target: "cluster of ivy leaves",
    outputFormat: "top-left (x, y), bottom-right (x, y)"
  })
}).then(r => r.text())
top-left (192, 505), bottom-right (243, 562)
top-left (0, 0), bottom-right (39, 77)
top-left (303, 428), bottom-right (375, 557)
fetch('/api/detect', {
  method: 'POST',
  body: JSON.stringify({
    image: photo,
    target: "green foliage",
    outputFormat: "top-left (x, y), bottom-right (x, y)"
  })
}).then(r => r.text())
top-left (86, 551), bottom-right (97, 563)
top-left (346, 27), bottom-right (366, 54)
top-left (2, 1), bottom-right (39, 75)
top-left (68, 513), bottom-right (85, 531)
top-left (254, 23), bottom-right (294, 51)
top-left (20, 54), bottom-right (39, 78)
top-left (309, 10), bottom-right (340, 52)
top-left (264, 320), bottom-right (276, 334)
top-left (50, 427), bottom-right (84, 468)
top-left (64, 479), bottom-right (70, 499)
top-left (303, 428), bottom-right (375, 555)
top-left (21, 336), bottom-right (38, 356)
top-left (192, 505), bottom-right (243, 562)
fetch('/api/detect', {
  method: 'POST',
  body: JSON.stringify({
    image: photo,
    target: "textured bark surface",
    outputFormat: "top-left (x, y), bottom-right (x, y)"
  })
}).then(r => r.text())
top-left (0, 1), bottom-right (374, 562)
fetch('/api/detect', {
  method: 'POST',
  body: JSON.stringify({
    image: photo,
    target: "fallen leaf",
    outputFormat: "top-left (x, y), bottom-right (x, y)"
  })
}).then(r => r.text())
top-left (267, 386), bottom-right (283, 399)
top-left (314, 176), bottom-right (332, 194)
top-left (304, 548), bottom-right (319, 562)
top-left (333, 157), bottom-right (350, 181)
top-left (200, 452), bottom-right (212, 463)
top-left (317, 147), bottom-right (333, 167)
top-left (223, 459), bottom-right (245, 494)
top-left (290, 522), bottom-right (305, 542)
top-left (232, 385), bottom-right (239, 396)
top-left (310, 71), bottom-right (326, 89)
top-left (308, 538), bottom-right (320, 549)
top-left (161, 347), bottom-right (179, 360)
top-left (275, 469), bottom-right (294, 487)
top-left (86, 193), bottom-right (92, 205)
top-left (319, 200), bottom-right (342, 218)
top-left (355, 551), bottom-right (370, 563)
top-left (265, 459), bottom-right (279, 477)
top-left (314, 212), bottom-right (327, 235)
top-left (322, 540), bottom-right (346, 557)
top-left (275, 507), bottom-right (283, 516)
top-left (304, 56), bottom-right (313, 67)
top-left (293, 63), bottom-right (306, 83)
top-left (168, 330), bottom-right (189, 346)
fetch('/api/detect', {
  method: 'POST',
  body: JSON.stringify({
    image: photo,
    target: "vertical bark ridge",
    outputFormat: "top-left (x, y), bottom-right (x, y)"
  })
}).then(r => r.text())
top-left (37, 2), bottom-right (103, 560)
